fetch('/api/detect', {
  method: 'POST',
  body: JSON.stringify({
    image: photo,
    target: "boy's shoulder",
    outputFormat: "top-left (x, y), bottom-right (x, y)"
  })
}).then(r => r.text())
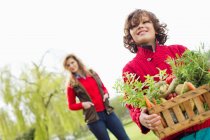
top-left (164, 44), bottom-right (187, 49)
top-left (162, 44), bottom-right (188, 53)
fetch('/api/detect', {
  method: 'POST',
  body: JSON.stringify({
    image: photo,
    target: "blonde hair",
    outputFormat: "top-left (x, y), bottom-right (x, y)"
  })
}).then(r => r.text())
top-left (63, 54), bottom-right (92, 86)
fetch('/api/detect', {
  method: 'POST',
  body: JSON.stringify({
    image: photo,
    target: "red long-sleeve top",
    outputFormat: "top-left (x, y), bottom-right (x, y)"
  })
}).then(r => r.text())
top-left (123, 43), bottom-right (210, 140)
top-left (67, 75), bottom-right (108, 112)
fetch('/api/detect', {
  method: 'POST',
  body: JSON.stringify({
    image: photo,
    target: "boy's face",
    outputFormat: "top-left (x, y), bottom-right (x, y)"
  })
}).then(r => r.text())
top-left (129, 15), bottom-right (156, 46)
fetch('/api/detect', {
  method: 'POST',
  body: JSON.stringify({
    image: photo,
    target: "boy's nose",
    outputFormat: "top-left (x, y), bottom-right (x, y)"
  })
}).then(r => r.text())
top-left (137, 23), bottom-right (144, 29)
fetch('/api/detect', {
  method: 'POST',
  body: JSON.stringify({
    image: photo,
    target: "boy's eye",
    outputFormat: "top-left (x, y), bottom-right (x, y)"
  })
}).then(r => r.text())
top-left (143, 20), bottom-right (151, 24)
top-left (130, 24), bottom-right (138, 29)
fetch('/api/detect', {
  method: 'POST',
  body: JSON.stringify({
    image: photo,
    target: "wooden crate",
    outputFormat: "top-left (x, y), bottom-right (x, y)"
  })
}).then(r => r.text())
top-left (148, 84), bottom-right (210, 139)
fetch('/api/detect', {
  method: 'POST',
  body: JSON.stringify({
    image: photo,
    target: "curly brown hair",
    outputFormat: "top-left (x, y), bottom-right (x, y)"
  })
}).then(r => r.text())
top-left (123, 9), bottom-right (168, 53)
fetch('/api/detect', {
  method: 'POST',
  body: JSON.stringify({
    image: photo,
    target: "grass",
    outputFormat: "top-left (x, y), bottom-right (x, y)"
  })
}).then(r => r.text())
top-left (78, 121), bottom-right (159, 140)
top-left (109, 122), bottom-right (159, 140)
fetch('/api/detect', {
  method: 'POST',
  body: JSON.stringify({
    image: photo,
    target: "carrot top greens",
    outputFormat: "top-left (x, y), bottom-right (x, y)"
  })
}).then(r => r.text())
top-left (167, 46), bottom-right (210, 87)
top-left (113, 68), bottom-right (167, 108)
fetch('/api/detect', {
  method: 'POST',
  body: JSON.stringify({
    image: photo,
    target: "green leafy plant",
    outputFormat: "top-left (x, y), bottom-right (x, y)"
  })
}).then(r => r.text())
top-left (114, 72), bottom-right (146, 108)
top-left (113, 69), bottom-right (168, 108)
top-left (167, 45), bottom-right (210, 87)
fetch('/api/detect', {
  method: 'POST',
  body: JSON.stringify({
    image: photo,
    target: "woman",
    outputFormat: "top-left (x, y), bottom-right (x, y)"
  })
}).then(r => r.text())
top-left (122, 9), bottom-right (210, 140)
top-left (63, 54), bottom-right (130, 140)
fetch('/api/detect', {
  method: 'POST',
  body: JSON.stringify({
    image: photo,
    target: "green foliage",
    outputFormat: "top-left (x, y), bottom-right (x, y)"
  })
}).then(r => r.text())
top-left (0, 109), bottom-right (17, 140)
top-left (0, 62), bottom-right (85, 139)
top-left (113, 69), bottom-right (168, 108)
top-left (109, 96), bottom-right (130, 120)
top-left (15, 128), bottom-right (35, 140)
top-left (114, 72), bottom-right (146, 108)
top-left (167, 46), bottom-right (210, 87)
top-left (144, 68), bottom-right (167, 104)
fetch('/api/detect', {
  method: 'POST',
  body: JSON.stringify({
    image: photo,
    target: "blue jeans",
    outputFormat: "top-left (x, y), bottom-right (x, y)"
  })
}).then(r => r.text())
top-left (87, 111), bottom-right (130, 140)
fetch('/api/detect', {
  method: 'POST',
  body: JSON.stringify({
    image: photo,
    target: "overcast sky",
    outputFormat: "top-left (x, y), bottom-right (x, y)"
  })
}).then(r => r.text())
top-left (0, 0), bottom-right (210, 103)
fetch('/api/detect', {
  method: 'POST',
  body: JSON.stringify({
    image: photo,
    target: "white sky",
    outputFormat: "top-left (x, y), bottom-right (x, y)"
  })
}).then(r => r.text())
top-left (0, 0), bottom-right (210, 103)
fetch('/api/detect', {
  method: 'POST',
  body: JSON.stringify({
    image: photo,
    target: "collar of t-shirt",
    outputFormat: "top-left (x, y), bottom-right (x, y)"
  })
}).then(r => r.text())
top-left (73, 73), bottom-right (86, 79)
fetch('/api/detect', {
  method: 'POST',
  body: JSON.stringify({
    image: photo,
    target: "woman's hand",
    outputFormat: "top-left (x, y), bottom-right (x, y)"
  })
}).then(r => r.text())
top-left (140, 108), bottom-right (161, 130)
top-left (82, 101), bottom-right (94, 109)
top-left (103, 93), bottom-right (109, 102)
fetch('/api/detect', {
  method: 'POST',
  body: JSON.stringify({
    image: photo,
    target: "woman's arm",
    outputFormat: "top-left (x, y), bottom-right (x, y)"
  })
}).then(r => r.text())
top-left (67, 86), bottom-right (95, 110)
top-left (94, 72), bottom-right (108, 94)
top-left (66, 86), bottom-right (83, 110)
top-left (95, 73), bottom-right (109, 101)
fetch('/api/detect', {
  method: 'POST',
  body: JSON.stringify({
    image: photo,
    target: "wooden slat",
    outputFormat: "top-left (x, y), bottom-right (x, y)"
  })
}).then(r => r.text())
top-left (193, 96), bottom-right (205, 114)
top-left (148, 88), bottom-right (207, 114)
top-left (182, 100), bottom-right (195, 118)
top-left (155, 110), bottom-right (210, 139)
top-left (149, 85), bottom-right (210, 139)
top-left (203, 92), bottom-right (210, 108)
top-left (157, 113), bottom-right (164, 130)
top-left (162, 110), bottom-right (174, 126)
top-left (172, 105), bottom-right (185, 122)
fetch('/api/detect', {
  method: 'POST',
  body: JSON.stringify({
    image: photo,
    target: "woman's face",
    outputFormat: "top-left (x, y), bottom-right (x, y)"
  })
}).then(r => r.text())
top-left (66, 58), bottom-right (79, 73)
top-left (130, 15), bottom-right (156, 46)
